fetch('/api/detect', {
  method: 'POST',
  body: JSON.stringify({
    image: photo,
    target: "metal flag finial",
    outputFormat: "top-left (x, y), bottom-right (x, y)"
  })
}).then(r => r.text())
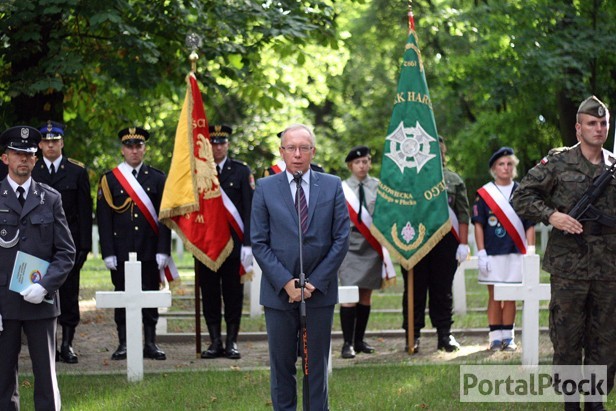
top-left (185, 33), bottom-right (203, 72)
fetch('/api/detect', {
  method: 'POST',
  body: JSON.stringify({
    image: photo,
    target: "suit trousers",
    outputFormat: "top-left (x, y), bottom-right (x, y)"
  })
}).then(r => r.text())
top-left (111, 260), bottom-right (160, 327)
top-left (265, 304), bottom-right (334, 411)
top-left (197, 256), bottom-right (244, 327)
top-left (402, 233), bottom-right (458, 333)
top-left (0, 318), bottom-right (60, 411)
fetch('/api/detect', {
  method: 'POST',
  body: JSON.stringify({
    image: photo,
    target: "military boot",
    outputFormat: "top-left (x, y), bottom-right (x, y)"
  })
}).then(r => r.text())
top-left (59, 326), bottom-right (78, 364)
top-left (437, 328), bottom-right (460, 352)
top-left (201, 324), bottom-right (225, 359)
top-left (225, 323), bottom-right (241, 359)
top-left (143, 325), bottom-right (166, 360)
top-left (111, 325), bottom-right (127, 360)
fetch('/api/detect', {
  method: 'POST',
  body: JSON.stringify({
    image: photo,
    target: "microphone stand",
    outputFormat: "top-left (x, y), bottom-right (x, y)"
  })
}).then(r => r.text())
top-left (293, 171), bottom-right (309, 410)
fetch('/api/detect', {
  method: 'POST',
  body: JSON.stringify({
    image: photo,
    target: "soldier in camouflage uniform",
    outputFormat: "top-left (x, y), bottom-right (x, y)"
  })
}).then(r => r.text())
top-left (512, 96), bottom-right (613, 411)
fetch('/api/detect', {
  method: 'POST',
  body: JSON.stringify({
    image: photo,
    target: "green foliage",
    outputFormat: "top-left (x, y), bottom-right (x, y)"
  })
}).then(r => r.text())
top-left (1, 0), bottom-right (615, 194)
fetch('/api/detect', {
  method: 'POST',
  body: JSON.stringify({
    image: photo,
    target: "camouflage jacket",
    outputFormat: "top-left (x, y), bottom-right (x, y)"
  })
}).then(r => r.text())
top-left (444, 167), bottom-right (470, 225)
top-left (511, 144), bottom-right (616, 280)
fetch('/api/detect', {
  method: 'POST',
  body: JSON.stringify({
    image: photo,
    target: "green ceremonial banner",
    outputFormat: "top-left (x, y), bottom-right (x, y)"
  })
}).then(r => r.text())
top-left (370, 19), bottom-right (451, 271)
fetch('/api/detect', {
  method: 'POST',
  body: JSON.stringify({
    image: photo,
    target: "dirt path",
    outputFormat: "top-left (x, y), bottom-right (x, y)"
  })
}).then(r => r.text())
top-left (16, 301), bottom-right (555, 376)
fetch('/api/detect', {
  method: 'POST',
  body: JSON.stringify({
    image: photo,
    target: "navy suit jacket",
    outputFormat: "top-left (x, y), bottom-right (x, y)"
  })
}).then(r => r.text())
top-left (251, 171), bottom-right (349, 310)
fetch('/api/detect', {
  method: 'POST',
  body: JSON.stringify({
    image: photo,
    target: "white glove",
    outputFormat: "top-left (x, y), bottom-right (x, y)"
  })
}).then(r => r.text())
top-left (477, 249), bottom-right (491, 276)
top-left (104, 255), bottom-right (117, 270)
top-left (456, 244), bottom-right (469, 262)
top-left (21, 283), bottom-right (48, 304)
top-left (241, 246), bottom-right (253, 269)
top-left (0, 313), bottom-right (3, 333)
top-left (156, 253), bottom-right (169, 271)
top-left (526, 245), bottom-right (536, 255)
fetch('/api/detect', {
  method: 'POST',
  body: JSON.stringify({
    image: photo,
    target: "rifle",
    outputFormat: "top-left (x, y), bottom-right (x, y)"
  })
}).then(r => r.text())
top-left (568, 161), bottom-right (616, 230)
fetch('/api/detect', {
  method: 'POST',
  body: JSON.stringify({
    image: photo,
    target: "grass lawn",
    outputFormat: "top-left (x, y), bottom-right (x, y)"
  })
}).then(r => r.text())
top-left (17, 364), bottom-right (614, 410)
top-left (32, 251), bottom-right (609, 410)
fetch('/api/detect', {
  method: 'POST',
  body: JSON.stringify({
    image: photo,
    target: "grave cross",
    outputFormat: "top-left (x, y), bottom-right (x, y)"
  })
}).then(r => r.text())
top-left (96, 253), bottom-right (172, 381)
top-left (494, 254), bottom-right (550, 366)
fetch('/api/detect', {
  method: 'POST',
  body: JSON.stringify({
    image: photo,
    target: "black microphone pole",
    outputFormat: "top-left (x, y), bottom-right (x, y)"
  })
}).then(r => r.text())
top-left (293, 170), bottom-right (309, 410)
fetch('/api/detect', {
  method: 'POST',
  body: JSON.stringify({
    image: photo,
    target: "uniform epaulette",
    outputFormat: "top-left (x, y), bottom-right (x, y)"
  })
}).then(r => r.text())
top-left (547, 146), bottom-right (570, 156)
top-left (147, 165), bottom-right (165, 175)
top-left (67, 158), bottom-right (85, 168)
top-left (539, 146), bottom-right (570, 165)
top-left (230, 158), bottom-right (249, 167)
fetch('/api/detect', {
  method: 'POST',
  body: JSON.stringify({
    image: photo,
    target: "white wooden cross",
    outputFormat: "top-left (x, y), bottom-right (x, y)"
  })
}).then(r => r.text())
top-left (494, 254), bottom-right (550, 366)
top-left (96, 253), bottom-right (172, 382)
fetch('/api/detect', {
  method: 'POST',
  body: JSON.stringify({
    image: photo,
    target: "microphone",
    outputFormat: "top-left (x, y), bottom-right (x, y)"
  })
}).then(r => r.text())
top-left (293, 170), bottom-right (303, 183)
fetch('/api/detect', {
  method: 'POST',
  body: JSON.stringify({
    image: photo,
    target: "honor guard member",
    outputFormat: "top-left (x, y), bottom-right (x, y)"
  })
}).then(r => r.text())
top-left (0, 126), bottom-right (75, 410)
top-left (402, 136), bottom-right (470, 353)
top-left (32, 121), bottom-right (93, 364)
top-left (198, 125), bottom-right (254, 360)
top-left (263, 130), bottom-right (325, 176)
top-left (97, 127), bottom-right (171, 361)
top-left (513, 96), bottom-right (614, 411)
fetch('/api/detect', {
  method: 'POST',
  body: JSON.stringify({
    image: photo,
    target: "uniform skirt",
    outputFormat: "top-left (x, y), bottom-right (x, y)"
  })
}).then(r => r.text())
top-left (478, 253), bottom-right (523, 285)
top-left (338, 229), bottom-right (382, 290)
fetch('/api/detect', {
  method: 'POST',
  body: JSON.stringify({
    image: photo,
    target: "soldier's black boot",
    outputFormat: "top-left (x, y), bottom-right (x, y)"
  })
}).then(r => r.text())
top-left (354, 304), bottom-right (375, 354)
top-left (59, 325), bottom-right (79, 364)
top-left (564, 401), bottom-right (581, 411)
top-left (224, 323), bottom-right (241, 359)
top-left (583, 401), bottom-right (605, 411)
top-left (340, 306), bottom-right (356, 359)
top-left (201, 324), bottom-right (225, 359)
top-left (143, 325), bottom-right (166, 360)
top-left (111, 325), bottom-right (127, 360)
top-left (437, 328), bottom-right (460, 352)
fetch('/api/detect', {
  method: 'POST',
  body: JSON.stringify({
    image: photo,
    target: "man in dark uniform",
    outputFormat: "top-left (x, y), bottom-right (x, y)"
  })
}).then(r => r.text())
top-left (401, 136), bottom-right (470, 353)
top-left (263, 130), bottom-right (325, 176)
top-left (32, 121), bottom-right (92, 364)
top-left (0, 126), bottom-right (75, 410)
top-left (97, 127), bottom-right (171, 361)
top-left (513, 96), bottom-right (613, 411)
top-left (198, 125), bottom-right (254, 360)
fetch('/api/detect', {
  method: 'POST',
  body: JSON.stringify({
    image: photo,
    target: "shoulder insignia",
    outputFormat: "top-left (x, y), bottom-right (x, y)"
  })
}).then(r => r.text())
top-left (67, 158), bottom-right (85, 168)
top-left (147, 165), bottom-right (165, 175)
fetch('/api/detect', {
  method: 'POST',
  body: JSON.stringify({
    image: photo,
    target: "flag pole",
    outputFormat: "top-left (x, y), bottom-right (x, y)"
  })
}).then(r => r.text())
top-left (406, 0), bottom-right (415, 356)
top-left (187, 37), bottom-right (202, 358)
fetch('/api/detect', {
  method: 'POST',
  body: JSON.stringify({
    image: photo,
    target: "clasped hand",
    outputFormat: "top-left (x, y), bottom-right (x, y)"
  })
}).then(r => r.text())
top-left (20, 283), bottom-right (48, 304)
top-left (285, 279), bottom-right (315, 303)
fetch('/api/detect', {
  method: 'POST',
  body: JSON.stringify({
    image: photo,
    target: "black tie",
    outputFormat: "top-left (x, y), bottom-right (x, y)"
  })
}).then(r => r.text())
top-left (295, 179), bottom-right (308, 234)
top-left (358, 182), bottom-right (365, 223)
top-left (17, 186), bottom-right (25, 207)
top-left (50, 163), bottom-right (55, 176)
top-left (132, 169), bottom-right (138, 178)
top-left (216, 165), bottom-right (221, 176)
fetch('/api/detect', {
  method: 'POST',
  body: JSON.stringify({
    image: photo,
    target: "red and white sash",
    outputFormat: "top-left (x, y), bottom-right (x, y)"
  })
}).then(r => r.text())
top-left (270, 160), bottom-right (285, 175)
top-left (113, 163), bottom-right (180, 282)
top-left (342, 181), bottom-right (396, 283)
top-left (477, 182), bottom-right (527, 254)
top-left (219, 187), bottom-right (251, 277)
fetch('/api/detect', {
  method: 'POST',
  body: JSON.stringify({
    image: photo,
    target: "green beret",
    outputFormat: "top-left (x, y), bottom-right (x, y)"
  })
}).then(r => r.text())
top-left (577, 96), bottom-right (608, 118)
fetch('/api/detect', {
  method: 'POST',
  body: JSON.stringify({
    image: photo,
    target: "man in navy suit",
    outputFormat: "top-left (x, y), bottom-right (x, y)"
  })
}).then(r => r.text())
top-left (251, 124), bottom-right (349, 411)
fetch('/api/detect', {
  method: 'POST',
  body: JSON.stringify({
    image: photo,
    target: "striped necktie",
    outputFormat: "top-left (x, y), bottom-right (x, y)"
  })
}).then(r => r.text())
top-left (295, 180), bottom-right (308, 234)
